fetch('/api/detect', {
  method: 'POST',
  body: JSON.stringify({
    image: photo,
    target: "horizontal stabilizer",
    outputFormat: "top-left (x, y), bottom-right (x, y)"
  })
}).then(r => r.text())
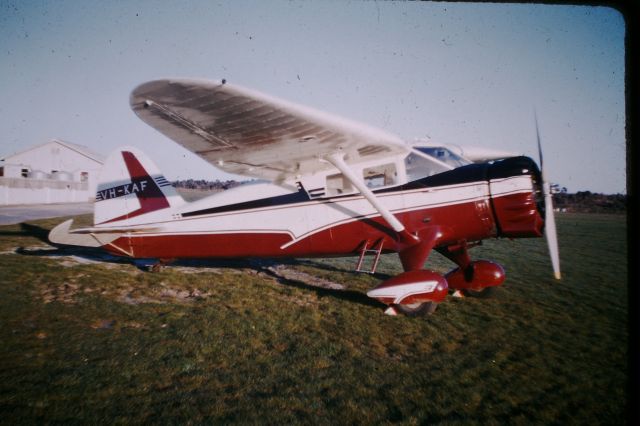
top-left (49, 219), bottom-right (120, 248)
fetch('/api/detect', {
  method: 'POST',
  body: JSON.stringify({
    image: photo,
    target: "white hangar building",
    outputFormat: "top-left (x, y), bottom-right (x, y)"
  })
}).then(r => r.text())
top-left (0, 139), bottom-right (105, 205)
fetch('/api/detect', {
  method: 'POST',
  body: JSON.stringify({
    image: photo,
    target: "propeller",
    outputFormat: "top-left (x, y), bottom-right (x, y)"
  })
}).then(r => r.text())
top-left (535, 112), bottom-right (561, 279)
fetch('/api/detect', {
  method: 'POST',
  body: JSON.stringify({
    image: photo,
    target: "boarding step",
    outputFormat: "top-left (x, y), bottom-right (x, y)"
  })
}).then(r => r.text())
top-left (355, 238), bottom-right (384, 274)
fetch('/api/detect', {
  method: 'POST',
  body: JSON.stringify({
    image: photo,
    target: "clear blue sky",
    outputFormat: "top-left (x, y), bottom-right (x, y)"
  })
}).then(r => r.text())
top-left (0, 1), bottom-right (626, 194)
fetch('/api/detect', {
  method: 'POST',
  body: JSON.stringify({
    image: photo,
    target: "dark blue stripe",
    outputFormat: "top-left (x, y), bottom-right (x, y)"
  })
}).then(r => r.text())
top-left (180, 156), bottom-right (539, 218)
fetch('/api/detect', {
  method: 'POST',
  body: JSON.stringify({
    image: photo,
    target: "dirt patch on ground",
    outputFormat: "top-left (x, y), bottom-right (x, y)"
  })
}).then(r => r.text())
top-left (41, 282), bottom-right (82, 304)
top-left (266, 265), bottom-right (345, 290)
top-left (15, 243), bottom-right (345, 308)
top-left (119, 284), bottom-right (213, 305)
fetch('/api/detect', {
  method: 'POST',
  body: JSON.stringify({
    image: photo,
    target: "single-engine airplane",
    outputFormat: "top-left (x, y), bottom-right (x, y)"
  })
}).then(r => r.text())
top-left (50, 78), bottom-right (561, 316)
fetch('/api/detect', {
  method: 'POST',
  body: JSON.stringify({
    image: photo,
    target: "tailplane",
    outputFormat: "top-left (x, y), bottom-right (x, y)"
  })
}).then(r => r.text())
top-left (94, 147), bottom-right (184, 225)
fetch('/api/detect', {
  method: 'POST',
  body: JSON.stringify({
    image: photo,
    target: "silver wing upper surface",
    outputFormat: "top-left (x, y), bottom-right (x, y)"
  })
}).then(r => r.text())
top-left (130, 78), bottom-right (410, 181)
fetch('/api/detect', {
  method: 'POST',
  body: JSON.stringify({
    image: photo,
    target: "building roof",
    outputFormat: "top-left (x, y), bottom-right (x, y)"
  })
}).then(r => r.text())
top-left (1, 139), bottom-right (105, 164)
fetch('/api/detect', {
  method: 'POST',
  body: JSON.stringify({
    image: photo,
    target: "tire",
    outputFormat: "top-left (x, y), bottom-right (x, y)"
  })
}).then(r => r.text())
top-left (149, 263), bottom-right (165, 273)
top-left (463, 286), bottom-right (497, 299)
top-left (394, 301), bottom-right (438, 317)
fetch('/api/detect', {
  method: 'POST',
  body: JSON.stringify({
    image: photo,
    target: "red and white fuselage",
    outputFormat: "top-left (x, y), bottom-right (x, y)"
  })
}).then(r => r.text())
top-left (49, 78), bottom-right (556, 315)
top-left (80, 148), bottom-right (543, 262)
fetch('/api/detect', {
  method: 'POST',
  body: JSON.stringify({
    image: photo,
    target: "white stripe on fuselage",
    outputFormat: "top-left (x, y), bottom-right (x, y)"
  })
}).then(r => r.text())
top-left (112, 175), bottom-right (533, 248)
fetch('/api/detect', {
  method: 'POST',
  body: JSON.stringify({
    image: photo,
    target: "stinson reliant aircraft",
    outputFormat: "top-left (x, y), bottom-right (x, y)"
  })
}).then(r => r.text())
top-left (50, 78), bottom-right (561, 316)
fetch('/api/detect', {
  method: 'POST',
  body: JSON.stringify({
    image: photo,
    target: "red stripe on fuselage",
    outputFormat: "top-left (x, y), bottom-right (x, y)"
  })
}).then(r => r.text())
top-left (103, 198), bottom-right (514, 259)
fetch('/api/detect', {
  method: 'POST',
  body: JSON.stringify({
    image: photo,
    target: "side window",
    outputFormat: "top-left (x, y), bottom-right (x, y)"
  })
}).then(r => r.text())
top-left (326, 173), bottom-right (353, 196)
top-left (363, 163), bottom-right (396, 189)
top-left (21, 168), bottom-right (29, 178)
top-left (405, 153), bottom-right (434, 181)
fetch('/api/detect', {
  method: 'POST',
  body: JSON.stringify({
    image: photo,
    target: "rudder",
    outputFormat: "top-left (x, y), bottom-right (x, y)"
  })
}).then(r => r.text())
top-left (94, 147), bottom-right (184, 225)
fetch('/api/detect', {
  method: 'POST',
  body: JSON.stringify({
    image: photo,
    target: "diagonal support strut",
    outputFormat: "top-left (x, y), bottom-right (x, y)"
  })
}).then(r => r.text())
top-left (325, 153), bottom-right (418, 245)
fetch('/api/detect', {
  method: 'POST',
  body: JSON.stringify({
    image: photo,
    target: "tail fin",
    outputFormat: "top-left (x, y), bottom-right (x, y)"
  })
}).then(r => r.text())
top-left (94, 147), bottom-right (184, 225)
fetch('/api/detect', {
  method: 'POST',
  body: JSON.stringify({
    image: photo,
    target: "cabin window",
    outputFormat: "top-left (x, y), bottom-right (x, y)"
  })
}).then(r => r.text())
top-left (326, 173), bottom-right (353, 196)
top-left (405, 153), bottom-right (436, 181)
top-left (363, 163), bottom-right (397, 189)
top-left (21, 168), bottom-right (29, 178)
top-left (0, 167), bottom-right (4, 177)
top-left (80, 171), bottom-right (89, 182)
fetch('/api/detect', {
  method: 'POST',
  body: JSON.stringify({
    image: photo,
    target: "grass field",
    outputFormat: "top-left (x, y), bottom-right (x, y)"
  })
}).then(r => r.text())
top-left (0, 213), bottom-right (628, 424)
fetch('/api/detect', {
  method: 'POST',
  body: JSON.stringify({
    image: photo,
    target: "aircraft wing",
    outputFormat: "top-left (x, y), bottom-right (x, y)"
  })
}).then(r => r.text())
top-left (130, 78), bottom-right (410, 181)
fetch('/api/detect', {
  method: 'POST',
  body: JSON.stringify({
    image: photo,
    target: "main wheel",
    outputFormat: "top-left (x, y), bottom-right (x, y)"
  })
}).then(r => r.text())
top-left (394, 301), bottom-right (438, 317)
top-left (463, 286), bottom-right (497, 298)
top-left (149, 263), bottom-right (164, 273)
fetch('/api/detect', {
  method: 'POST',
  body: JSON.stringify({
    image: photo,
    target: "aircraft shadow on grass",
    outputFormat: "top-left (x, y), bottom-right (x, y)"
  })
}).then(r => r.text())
top-left (11, 223), bottom-right (385, 309)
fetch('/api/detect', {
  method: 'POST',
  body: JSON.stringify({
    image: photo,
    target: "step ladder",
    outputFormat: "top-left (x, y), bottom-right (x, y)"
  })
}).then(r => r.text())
top-left (355, 238), bottom-right (384, 274)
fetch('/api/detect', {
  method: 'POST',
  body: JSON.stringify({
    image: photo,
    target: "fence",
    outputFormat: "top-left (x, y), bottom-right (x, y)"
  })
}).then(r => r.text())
top-left (0, 177), bottom-right (91, 205)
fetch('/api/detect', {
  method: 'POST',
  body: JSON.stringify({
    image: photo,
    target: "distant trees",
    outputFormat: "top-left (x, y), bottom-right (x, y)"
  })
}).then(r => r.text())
top-left (553, 190), bottom-right (626, 213)
top-left (546, 182), bottom-right (625, 213)
top-left (171, 179), bottom-right (243, 191)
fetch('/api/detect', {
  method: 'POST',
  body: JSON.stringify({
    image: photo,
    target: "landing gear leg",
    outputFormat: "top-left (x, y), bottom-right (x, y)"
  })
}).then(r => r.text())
top-left (438, 241), bottom-right (504, 298)
top-left (380, 232), bottom-right (444, 316)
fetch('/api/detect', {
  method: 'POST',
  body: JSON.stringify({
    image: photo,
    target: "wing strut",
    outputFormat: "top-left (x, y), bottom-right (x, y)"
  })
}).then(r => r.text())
top-left (325, 153), bottom-right (418, 244)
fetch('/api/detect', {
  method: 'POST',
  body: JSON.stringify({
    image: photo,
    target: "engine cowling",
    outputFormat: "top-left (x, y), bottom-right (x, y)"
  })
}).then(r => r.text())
top-left (488, 156), bottom-right (544, 238)
top-left (367, 270), bottom-right (448, 305)
top-left (445, 260), bottom-right (505, 291)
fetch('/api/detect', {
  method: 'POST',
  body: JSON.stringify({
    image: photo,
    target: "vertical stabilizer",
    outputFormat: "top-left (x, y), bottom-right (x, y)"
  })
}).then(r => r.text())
top-left (94, 147), bottom-right (184, 225)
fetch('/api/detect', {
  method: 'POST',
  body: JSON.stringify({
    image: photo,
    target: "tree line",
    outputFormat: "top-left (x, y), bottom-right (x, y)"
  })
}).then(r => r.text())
top-left (553, 191), bottom-right (626, 214)
top-left (171, 179), bottom-right (243, 191)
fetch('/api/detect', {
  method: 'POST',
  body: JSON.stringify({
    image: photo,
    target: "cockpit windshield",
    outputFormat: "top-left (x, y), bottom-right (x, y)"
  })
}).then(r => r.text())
top-left (415, 147), bottom-right (470, 168)
top-left (404, 146), bottom-right (471, 182)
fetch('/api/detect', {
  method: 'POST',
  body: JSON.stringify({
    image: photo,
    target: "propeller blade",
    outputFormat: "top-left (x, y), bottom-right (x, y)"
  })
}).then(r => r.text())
top-left (544, 182), bottom-right (562, 279)
top-left (535, 114), bottom-right (561, 280)
top-left (535, 111), bottom-right (544, 172)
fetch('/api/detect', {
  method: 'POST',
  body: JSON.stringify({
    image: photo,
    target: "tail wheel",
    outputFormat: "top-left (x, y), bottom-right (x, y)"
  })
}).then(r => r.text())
top-left (149, 263), bottom-right (164, 273)
top-left (394, 301), bottom-right (438, 317)
top-left (462, 287), bottom-right (497, 298)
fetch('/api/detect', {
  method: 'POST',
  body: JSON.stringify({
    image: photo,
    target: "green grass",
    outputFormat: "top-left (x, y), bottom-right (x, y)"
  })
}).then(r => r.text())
top-left (0, 213), bottom-right (627, 424)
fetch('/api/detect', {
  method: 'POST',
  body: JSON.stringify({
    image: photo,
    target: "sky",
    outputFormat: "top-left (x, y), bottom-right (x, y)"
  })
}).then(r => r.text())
top-left (0, 1), bottom-right (626, 194)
